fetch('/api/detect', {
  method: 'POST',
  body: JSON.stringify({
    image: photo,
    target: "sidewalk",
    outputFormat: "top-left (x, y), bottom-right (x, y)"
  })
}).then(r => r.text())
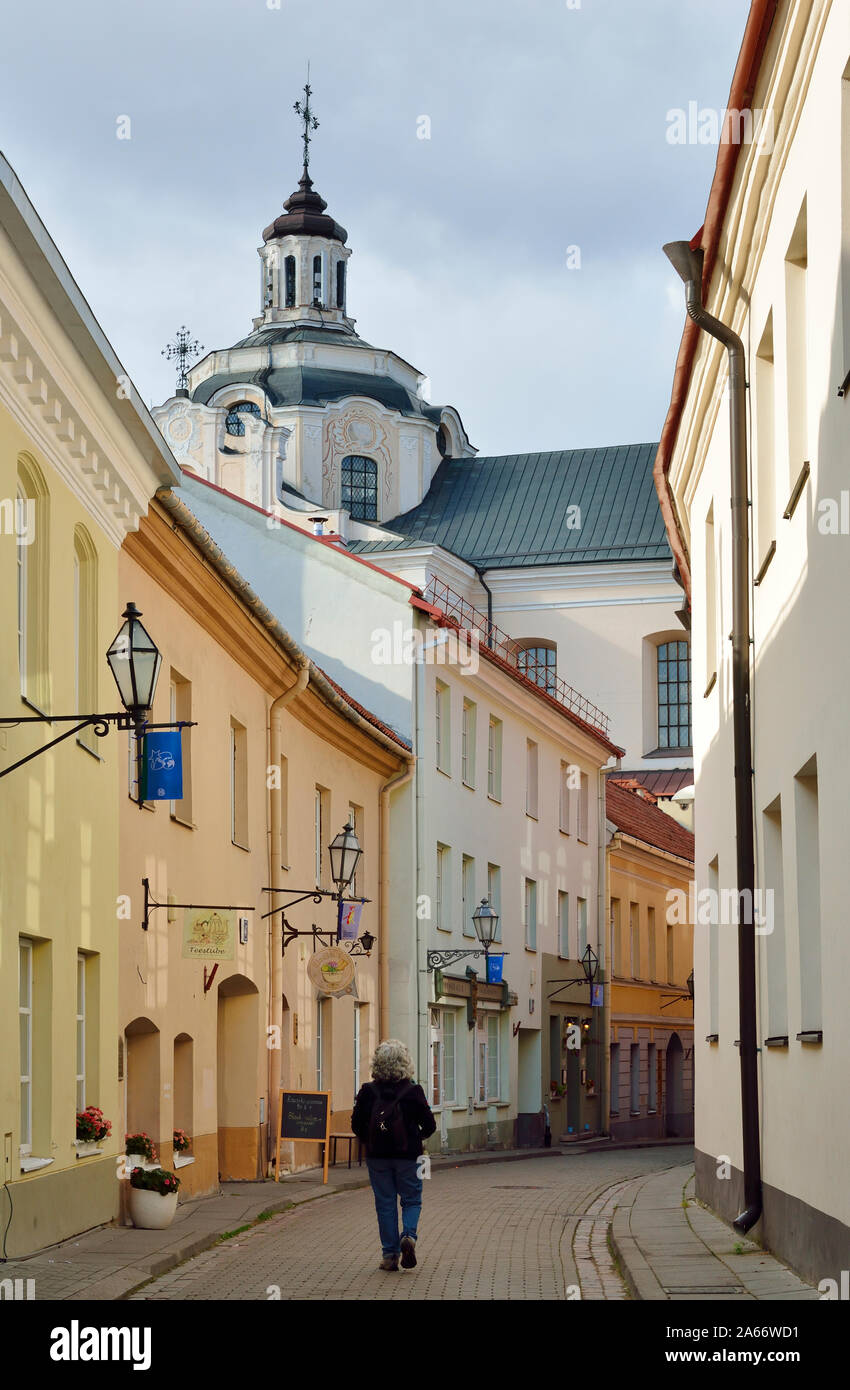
top-left (611, 1163), bottom-right (820, 1300)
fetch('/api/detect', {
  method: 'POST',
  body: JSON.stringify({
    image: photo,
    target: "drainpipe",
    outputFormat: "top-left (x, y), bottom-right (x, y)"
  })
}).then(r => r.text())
top-left (474, 567), bottom-right (494, 649)
top-left (266, 660), bottom-right (310, 1170)
top-left (379, 758), bottom-right (416, 1039)
top-left (598, 755), bottom-right (619, 1137)
top-left (663, 240), bottom-right (761, 1233)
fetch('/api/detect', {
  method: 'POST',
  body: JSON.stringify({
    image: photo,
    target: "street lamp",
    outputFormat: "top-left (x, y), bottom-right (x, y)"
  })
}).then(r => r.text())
top-left (472, 898), bottom-right (500, 964)
top-left (328, 821), bottom-right (363, 892)
top-left (580, 944), bottom-right (599, 984)
top-left (105, 602), bottom-right (162, 719)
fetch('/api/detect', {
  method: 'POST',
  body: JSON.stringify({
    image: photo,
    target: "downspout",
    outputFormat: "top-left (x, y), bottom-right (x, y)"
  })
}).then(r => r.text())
top-left (379, 758), bottom-right (416, 1039)
top-left (663, 240), bottom-right (761, 1233)
top-left (598, 756), bottom-right (619, 1136)
top-left (266, 660), bottom-right (310, 1171)
top-left (474, 567), bottom-right (494, 648)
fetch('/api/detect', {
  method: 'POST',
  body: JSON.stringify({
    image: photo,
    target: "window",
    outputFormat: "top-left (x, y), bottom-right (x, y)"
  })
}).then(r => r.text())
top-left (524, 878), bottom-right (537, 951)
top-left (577, 771), bottom-right (589, 842)
top-left (316, 1000), bottom-right (325, 1090)
top-left (648, 905), bottom-right (657, 980)
top-left (225, 400), bottom-right (262, 436)
top-left (336, 260), bottom-right (346, 311)
top-left (795, 757), bottom-right (821, 1030)
top-left (16, 483), bottom-right (27, 693)
top-left (610, 1042), bottom-right (620, 1116)
top-left (174, 1034), bottom-right (193, 1140)
top-left (705, 506), bottom-right (717, 685)
top-left (558, 891), bottom-right (570, 959)
top-left (312, 253), bottom-right (323, 306)
top-left (73, 527), bottom-right (98, 752)
top-left (348, 802), bottom-right (362, 898)
top-left (630, 1043), bottom-right (640, 1114)
top-left (785, 200), bottom-right (808, 494)
top-left (285, 255), bottom-right (296, 307)
top-left (16, 455), bottom-right (49, 708)
top-left (20, 940), bottom-right (33, 1152)
top-left (169, 672), bottom-right (193, 824)
top-left (461, 699), bottom-right (476, 787)
top-left (763, 799), bottom-right (787, 1036)
top-left (314, 786), bottom-right (329, 887)
top-left (666, 919), bottom-right (675, 984)
top-left (611, 898), bottom-right (622, 976)
top-left (629, 902), bottom-right (640, 977)
top-left (487, 717), bottom-right (502, 800)
top-left (487, 1015), bottom-right (500, 1100)
top-left (517, 641), bottom-right (557, 693)
top-left (648, 1043), bottom-right (657, 1111)
top-left (708, 857), bottom-right (720, 1035)
top-left (341, 455), bottom-right (378, 521)
top-left (431, 1008), bottom-right (456, 1106)
top-left (230, 720), bottom-right (249, 848)
top-left (487, 864), bottom-right (502, 943)
top-left (559, 762), bottom-right (574, 834)
top-left (76, 954), bottom-right (86, 1112)
top-left (354, 1004), bottom-right (363, 1095)
top-left (475, 1012), bottom-right (500, 1102)
top-left (657, 641), bottom-right (691, 750)
top-left (435, 680), bottom-right (450, 774)
top-left (435, 844), bottom-right (450, 932)
top-left (755, 311), bottom-right (775, 566)
top-left (577, 897), bottom-right (588, 959)
top-left (462, 855), bottom-right (475, 937)
top-left (526, 739), bottom-right (538, 818)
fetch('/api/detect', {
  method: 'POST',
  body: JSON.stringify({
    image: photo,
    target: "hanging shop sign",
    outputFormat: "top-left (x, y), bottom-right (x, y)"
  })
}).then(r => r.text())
top-left (486, 954), bottom-right (504, 985)
top-left (140, 729), bottom-right (183, 801)
top-left (337, 900), bottom-right (363, 941)
top-left (307, 945), bottom-right (357, 996)
top-left (182, 908), bottom-right (236, 960)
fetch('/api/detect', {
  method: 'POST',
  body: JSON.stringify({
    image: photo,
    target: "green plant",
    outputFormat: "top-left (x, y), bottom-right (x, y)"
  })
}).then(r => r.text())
top-left (77, 1106), bottom-right (111, 1143)
top-left (172, 1128), bottom-right (191, 1153)
top-left (125, 1132), bottom-right (157, 1161)
top-left (129, 1166), bottom-right (180, 1196)
top-left (734, 1242), bottom-right (744, 1255)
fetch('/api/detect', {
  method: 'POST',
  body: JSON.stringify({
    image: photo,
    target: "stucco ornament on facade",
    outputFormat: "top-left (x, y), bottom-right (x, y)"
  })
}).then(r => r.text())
top-left (322, 407), bottom-right (392, 511)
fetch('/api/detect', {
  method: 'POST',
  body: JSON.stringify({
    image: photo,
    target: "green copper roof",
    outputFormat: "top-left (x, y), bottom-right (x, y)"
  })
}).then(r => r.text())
top-left (349, 443), bottom-right (669, 568)
top-left (192, 364), bottom-right (439, 421)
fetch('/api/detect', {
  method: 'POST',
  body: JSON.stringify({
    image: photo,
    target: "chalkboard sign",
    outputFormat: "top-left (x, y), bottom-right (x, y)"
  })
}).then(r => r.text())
top-left (276, 1089), bottom-right (331, 1184)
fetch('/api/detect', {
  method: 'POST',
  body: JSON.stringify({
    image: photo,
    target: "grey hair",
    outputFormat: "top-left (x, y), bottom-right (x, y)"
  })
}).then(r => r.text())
top-left (371, 1039), bottom-right (416, 1082)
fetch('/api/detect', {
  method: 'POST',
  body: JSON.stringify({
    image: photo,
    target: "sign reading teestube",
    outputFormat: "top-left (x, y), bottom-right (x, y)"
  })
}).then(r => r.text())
top-left (182, 908), bottom-right (236, 960)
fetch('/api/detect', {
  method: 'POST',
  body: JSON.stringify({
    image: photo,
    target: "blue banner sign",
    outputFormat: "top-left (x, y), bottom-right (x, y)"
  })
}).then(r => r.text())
top-left (141, 730), bottom-right (183, 801)
top-left (337, 900), bottom-right (363, 941)
top-left (591, 983), bottom-right (604, 1008)
top-left (486, 954), bottom-right (504, 984)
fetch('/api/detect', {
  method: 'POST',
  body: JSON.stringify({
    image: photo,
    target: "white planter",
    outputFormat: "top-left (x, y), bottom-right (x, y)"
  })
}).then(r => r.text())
top-left (128, 1186), bottom-right (179, 1230)
top-left (125, 1154), bottom-right (158, 1173)
top-left (75, 1140), bottom-right (103, 1158)
top-left (173, 1153), bottom-right (194, 1169)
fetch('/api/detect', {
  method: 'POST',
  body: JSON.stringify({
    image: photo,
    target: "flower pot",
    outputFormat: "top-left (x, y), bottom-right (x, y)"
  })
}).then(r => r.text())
top-left (125, 1154), bottom-right (158, 1173)
top-left (75, 1140), bottom-right (102, 1157)
top-left (128, 1186), bottom-right (178, 1230)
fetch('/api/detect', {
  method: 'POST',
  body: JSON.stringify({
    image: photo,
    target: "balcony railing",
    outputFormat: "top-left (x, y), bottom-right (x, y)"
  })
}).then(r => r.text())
top-left (423, 576), bottom-right (611, 738)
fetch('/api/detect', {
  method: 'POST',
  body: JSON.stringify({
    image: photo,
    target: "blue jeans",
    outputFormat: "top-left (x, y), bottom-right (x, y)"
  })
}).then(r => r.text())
top-left (366, 1158), bottom-right (422, 1256)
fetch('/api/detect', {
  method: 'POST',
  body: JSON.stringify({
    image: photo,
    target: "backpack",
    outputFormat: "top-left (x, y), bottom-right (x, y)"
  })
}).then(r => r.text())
top-left (368, 1081), bottom-right (413, 1156)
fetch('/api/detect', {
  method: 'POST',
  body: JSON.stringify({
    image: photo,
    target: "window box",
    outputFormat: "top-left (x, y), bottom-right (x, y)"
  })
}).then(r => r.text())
top-left (20, 1156), bottom-right (53, 1173)
top-left (75, 1140), bottom-right (103, 1158)
top-left (174, 1153), bottom-right (195, 1169)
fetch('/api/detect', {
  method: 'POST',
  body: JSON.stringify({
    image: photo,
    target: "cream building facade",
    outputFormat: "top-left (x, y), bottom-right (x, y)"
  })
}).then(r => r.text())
top-left (657, 0), bottom-right (850, 1281)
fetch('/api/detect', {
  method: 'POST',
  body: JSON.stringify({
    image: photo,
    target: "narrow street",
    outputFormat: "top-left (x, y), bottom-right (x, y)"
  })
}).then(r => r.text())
top-left (130, 1148), bottom-right (680, 1302)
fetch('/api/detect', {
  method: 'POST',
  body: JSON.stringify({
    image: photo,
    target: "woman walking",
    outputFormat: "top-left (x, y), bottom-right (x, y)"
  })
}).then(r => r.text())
top-left (351, 1039), bottom-right (436, 1271)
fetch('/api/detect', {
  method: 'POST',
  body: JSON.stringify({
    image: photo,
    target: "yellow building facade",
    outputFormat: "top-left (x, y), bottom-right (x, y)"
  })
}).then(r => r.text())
top-left (119, 493), bottom-right (409, 1198)
top-left (606, 780), bottom-right (695, 1141)
top-left (0, 155), bottom-right (180, 1256)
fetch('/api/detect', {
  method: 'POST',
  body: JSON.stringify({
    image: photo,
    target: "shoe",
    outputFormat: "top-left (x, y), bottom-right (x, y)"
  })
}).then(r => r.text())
top-left (400, 1236), bottom-right (417, 1269)
top-left (379, 1254), bottom-right (399, 1271)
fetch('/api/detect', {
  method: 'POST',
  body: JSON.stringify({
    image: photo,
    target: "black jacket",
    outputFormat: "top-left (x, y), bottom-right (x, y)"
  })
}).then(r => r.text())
top-left (351, 1079), bottom-right (436, 1159)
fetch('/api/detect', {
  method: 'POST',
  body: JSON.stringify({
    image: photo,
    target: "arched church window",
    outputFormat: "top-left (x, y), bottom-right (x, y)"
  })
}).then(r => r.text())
top-left (336, 261), bottom-right (346, 311)
top-left (517, 641), bottom-right (557, 694)
top-left (436, 424), bottom-right (451, 459)
top-left (341, 455), bottom-right (378, 521)
top-left (285, 256), bottom-right (296, 308)
top-left (312, 255), bottom-right (323, 307)
top-left (225, 401), bottom-right (262, 437)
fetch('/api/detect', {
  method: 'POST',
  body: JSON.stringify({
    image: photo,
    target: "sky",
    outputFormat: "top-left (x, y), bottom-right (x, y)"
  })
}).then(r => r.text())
top-left (0, 0), bottom-right (749, 457)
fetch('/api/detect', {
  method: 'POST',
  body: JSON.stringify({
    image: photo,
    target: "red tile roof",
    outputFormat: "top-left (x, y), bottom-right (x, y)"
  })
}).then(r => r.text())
top-left (317, 666), bottom-right (412, 753)
top-left (606, 779), bottom-right (694, 862)
top-left (609, 768), bottom-right (694, 798)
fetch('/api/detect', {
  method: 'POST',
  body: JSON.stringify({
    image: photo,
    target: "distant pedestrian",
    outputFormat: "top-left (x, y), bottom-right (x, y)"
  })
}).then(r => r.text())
top-left (351, 1039), bottom-right (436, 1271)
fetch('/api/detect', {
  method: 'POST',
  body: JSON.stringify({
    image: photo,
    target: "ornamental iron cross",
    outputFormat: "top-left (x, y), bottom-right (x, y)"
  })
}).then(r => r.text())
top-left (161, 326), bottom-right (203, 393)
top-left (294, 76), bottom-right (319, 174)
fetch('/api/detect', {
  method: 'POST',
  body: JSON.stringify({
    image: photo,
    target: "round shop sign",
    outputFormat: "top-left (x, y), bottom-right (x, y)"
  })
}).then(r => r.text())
top-left (307, 945), bottom-right (357, 996)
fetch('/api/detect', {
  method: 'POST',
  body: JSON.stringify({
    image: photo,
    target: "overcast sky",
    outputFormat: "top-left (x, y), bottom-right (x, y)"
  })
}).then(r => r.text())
top-left (1, 0), bottom-right (748, 456)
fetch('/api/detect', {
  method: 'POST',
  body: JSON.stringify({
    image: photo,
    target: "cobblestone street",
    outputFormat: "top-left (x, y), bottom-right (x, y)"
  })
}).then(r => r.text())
top-left (131, 1149), bottom-right (680, 1302)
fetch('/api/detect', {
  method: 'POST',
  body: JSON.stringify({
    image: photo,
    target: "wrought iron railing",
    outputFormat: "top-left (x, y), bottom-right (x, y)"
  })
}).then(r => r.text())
top-left (422, 576), bottom-right (611, 738)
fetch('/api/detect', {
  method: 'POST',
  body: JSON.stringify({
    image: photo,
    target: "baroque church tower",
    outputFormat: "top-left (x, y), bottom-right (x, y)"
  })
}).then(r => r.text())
top-left (154, 83), bottom-right (472, 535)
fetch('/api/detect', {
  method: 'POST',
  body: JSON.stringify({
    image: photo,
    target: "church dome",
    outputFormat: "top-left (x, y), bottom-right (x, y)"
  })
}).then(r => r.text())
top-left (262, 172), bottom-right (347, 245)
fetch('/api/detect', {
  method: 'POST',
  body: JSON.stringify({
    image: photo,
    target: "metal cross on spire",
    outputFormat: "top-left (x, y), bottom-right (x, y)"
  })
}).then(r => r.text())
top-left (293, 71), bottom-right (319, 175)
top-left (161, 325), bottom-right (203, 394)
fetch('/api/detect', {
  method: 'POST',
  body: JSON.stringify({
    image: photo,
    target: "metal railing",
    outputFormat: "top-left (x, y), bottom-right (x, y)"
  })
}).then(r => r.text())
top-left (423, 576), bottom-right (611, 738)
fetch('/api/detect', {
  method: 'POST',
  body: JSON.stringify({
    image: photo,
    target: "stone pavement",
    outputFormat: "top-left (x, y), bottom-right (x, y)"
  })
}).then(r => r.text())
top-left (612, 1163), bottom-right (819, 1301)
top-left (129, 1149), bottom-right (679, 1301)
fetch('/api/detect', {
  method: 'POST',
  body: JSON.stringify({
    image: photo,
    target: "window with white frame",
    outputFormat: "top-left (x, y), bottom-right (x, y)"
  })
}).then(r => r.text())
top-left (487, 863), bottom-right (502, 942)
top-left (524, 878), bottom-right (537, 951)
top-left (578, 771), bottom-right (589, 842)
top-left (475, 1011), bottom-right (501, 1102)
top-left (461, 698), bottom-right (476, 787)
top-left (526, 739), bottom-right (539, 818)
top-left (430, 1007), bottom-right (456, 1106)
top-left (76, 954), bottom-right (86, 1113)
top-left (558, 891), bottom-right (570, 959)
top-left (487, 716), bottom-right (502, 800)
top-left (517, 640), bottom-right (557, 693)
top-left (657, 640), bottom-right (692, 750)
top-left (577, 896), bottom-right (588, 959)
top-left (435, 844), bottom-right (450, 932)
top-left (435, 680), bottom-right (450, 775)
top-left (19, 939), bottom-right (32, 1153)
top-left (610, 1041), bottom-right (620, 1116)
top-left (462, 854), bottom-right (475, 937)
top-left (231, 719), bottom-right (249, 848)
top-left (348, 802), bottom-right (362, 898)
top-left (169, 672), bottom-right (193, 824)
top-left (559, 761), bottom-right (574, 834)
top-left (314, 786), bottom-right (329, 888)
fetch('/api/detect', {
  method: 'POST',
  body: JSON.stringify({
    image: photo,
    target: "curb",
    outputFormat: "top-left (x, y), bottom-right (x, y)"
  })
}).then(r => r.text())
top-left (610, 1196), bottom-right (667, 1301)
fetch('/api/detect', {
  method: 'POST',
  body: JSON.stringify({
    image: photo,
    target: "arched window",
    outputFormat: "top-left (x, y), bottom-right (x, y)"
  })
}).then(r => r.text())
top-left (74, 525), bottom-right (98, 750)
top-left (16, 455), bottom-right (49, 707)
top-left (284, 255), bottom-right (296, 308)
top-left (312, 254), bottom-right (323, 307)
top-left (517, 641), bottom-right (557, 694)
top-left (336, 261), bottom-right (346, 311)
top-left (341, 455), bottom-right (378, 521)
top-left (225, 401), bottom-right (263, 436)
top-left (657, 639), bottom-right (691, 749)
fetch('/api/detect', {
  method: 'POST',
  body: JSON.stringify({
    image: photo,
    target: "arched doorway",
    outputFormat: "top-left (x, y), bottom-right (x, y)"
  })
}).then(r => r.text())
top-left (125, 1017), bottom-right (160, 1145)
top-left (217, 975), bottom-right (260, 1180)
top-left (665, 1033), bottom-right (684, 1137)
